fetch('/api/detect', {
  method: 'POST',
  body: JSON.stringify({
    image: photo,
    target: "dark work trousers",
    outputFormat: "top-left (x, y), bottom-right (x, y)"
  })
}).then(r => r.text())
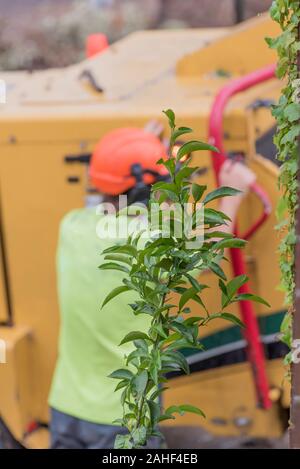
top-left (50, 408), bottom-right (161, 449)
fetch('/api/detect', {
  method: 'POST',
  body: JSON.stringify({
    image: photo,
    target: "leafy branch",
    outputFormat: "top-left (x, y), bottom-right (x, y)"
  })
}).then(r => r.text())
top-left (266, 0), bottom-right (300, 362)
top-left (100, 110), bottom-right (268, 448)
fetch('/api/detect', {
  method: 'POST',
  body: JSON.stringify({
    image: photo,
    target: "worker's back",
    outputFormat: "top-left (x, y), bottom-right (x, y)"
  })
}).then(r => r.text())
top-left (49, 207), bottom-right (150, 425)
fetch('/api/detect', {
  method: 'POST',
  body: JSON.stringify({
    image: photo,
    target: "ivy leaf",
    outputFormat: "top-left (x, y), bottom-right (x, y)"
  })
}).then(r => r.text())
top-left (281, 124), bottom-right (300, 144)
top-left (284, 103), bottom-right (300, 122)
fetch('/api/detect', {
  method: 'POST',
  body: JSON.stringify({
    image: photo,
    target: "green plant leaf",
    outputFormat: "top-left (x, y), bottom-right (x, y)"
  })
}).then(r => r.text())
top-left (98, 262), bottom-right (129, 274)
top-left (213, 238), bottom-right (246, 251)
top-left (152, 323), bottom-right (168, 339)
top-left (184, 273), bottom-right (207, 293)
top-left (171, 126), bottom-right (193, 144)
top-left (114, 434), bottom-right (133, 449)
top-left (203, 186), bottom-right (241, 204)
top-left (149, 387), bottom-right (169, 401)
top-left (209, 262), bottom-right (227, 280)
top-left (233, 293), bottom-right (270, 307)
top-left (155, 258), bottom-right (173, 271)
top-left (284, 103), bottom-right (300, 122)
top-left (133, 370), bottom-right (148, 399)
top-left (109, 369), bottom-right (134, 380)
top-left (163, 108), bottom-right (176, 129)
top-left (175, 167), bottom-right (198, 186)
top-left (104, 254), bottom-right (132, 266)
top-left (158, 413), bottom-right (176, 422)
top-left (192, 183), bottom-right (207, 203)
top-left (102, 108), bottom-right (270, 448)
top-left (119, 331), bottom-right (150, 346)
top-left (132, 426), bottom-right (147, 446)
top-left (163, 351), bottom-right (190, 374)
top-left (227, 275), bottom-right (248, 298)
top-left (114, 379), bottom-right (129, 392)
top-left (152, 181), bottom-right (178, 194)
top-left (165, 404), bottom-right (205, 418)
top-left (176, 140), bottom-right (219, 162)
top-left (102, 244), bottom-right (137, 257)
top-left (205, 231), bottom-right (233, 239)
top-left (101, 285), bottom-right (131, 308)
top-left (207, 312), bottom-right (245, 328)
top-left (170, 321), bottom-right (195, 343)
top-left (147, 400), bottom-right (161, 427)
top-left (179, 287), bottom-right (206, 311)
top-left (204, 208), bottom-right (231, 225)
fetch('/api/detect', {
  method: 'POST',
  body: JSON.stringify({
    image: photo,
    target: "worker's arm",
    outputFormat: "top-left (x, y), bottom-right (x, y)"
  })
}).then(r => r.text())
top-left (218, 160), bottom-right (256, 234)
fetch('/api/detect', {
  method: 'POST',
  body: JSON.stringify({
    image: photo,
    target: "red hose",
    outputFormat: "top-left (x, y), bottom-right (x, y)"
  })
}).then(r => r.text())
top-left (209, 64), bottom-right (276, 409)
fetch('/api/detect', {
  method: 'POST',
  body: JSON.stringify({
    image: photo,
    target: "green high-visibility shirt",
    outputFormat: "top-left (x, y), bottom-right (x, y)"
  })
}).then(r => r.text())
top-left (49, 208), bottom-right (150, 425)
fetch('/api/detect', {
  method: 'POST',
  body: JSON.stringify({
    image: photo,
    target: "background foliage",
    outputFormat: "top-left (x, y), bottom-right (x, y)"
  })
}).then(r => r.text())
top-left (0, 0), bottom-right (272, 70)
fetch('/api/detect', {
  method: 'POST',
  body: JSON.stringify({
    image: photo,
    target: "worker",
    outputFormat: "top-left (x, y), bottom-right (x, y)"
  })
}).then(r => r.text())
top-left (48, 127), bottom-right (256, 449)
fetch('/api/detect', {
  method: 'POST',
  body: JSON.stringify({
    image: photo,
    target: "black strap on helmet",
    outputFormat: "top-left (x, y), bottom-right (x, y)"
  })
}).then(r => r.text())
top-left (127, 163), bottom-right (170, 205)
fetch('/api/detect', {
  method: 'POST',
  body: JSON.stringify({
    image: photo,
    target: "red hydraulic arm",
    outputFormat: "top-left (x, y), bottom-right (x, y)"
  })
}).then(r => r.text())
top-left (208, 64), bottom-right (276, 409)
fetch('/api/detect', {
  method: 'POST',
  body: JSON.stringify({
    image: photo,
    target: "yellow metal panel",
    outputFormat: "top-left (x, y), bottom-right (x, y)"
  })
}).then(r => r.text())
top-left (0, 236), bottom-right (8, 323)
top-left (163, 360), bottom-right (287, 438)
top-left (177, 14), bottom-right (280, 76)
top-left (0, 326), bottom-right (33, 441)
top-left (0, 142), bottom-right (87, 422)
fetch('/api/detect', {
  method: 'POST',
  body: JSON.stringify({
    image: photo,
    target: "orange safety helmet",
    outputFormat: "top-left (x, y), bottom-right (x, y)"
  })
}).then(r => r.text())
top-left (86, 33), bottom-right (109, 58)
top-left (89, 128), bottom-right (169, 195)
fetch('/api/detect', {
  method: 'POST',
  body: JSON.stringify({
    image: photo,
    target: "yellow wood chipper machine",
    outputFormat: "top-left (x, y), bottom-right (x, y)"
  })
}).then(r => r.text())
top-left (0, 13), bottom-right (289, 448)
